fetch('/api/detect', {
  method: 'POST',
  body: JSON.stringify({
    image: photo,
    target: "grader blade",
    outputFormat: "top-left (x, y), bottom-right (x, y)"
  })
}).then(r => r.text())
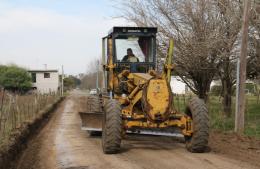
top-left (79, 112), bottom-right (103, 131)
top-left (127, 130), bottom-right (183, 137)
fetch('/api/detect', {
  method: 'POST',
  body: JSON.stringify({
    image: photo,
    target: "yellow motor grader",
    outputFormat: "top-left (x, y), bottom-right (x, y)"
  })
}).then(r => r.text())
top-left (80, 27), bottom-right (209, 154)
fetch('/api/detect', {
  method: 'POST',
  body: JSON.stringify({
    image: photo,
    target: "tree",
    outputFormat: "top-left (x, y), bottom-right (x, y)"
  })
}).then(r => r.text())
top-left (248, 1), bottom-right (260, 103)
top-left (0, 65), bottom-right (8, 87)
top-left (0, 65), bottom-right (32, 92)
top-left (63, 75), bottom-right (81, 90)
top-left (80, 71), bottom-right (103, 90)
top-left (215, 0), bottom-right (243, 117)
top-left (80, 59), bottom-right (103, 90)
top-left (118, 0), bottom-right (225, 100)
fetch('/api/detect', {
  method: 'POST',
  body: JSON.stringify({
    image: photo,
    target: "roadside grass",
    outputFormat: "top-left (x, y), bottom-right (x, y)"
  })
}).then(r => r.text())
top-left (245, 97), bottom-right (260, 137)
top-left (173, 94), bottom-right (260, 138)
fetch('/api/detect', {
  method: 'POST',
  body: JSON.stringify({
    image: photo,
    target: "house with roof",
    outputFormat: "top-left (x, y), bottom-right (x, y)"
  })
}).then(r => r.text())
top-left (28, 69), bottom-right (59, 93)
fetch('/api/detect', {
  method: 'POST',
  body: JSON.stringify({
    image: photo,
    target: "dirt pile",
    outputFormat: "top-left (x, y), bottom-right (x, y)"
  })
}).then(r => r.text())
top-left (210, 131), bottom-right (260, 167)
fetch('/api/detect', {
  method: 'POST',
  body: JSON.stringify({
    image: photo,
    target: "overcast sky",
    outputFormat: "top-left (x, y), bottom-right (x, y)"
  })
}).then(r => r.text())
top-left (0, 0), bottom-right (128, 75)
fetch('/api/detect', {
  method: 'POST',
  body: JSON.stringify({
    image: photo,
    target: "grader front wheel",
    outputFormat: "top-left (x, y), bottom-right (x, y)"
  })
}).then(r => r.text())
top-left (185, 97), bottom-right (209, 153)
top-left (102, 99), bottom-right (122, 154)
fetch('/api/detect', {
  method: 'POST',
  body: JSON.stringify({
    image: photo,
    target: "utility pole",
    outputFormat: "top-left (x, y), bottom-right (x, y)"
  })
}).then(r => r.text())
top-left (61, 65), bottom-right (64, 96)
top-left (235, 0), bottom-right (251, 133)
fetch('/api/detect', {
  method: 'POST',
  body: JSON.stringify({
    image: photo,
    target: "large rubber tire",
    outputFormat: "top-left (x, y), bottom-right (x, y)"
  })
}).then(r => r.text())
top-left (87, 95), bottom-right (101, 113)
top-left (87, 96), bottom-right (102, 136)
top-left (102, 99), bottom-right (122, 154)
top-left (185, 97), bottom-right (209, 153)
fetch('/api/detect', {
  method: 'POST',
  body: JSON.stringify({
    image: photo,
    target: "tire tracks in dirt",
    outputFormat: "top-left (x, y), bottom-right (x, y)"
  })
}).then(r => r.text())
top-left (16, 90), bottom-right (259, 169)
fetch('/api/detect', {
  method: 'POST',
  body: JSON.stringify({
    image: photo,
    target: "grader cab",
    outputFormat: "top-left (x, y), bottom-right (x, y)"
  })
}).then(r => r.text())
top-left (79, 27), bottom-right (209, 154)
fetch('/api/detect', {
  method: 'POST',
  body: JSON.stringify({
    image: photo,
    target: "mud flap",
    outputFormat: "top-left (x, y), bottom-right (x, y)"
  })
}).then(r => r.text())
top-left (79, 112), bottom-right (103, 131)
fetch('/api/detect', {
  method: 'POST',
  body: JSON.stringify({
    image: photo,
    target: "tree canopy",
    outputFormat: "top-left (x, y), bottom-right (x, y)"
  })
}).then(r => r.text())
top-left (0, 65), bottom-right (32, 92)
top-left (63, 75), bottom-right (81, 90)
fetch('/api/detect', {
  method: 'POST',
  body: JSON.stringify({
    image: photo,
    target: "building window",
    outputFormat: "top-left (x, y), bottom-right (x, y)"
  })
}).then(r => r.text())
top-left (31, 73), bottom-right (36, 82)
top-left (44, 73), bottom-right (50, 78)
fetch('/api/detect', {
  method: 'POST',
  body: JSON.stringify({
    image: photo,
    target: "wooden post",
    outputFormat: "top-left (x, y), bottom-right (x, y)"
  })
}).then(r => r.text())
top-left (235, 0), bottom-right (251, 133)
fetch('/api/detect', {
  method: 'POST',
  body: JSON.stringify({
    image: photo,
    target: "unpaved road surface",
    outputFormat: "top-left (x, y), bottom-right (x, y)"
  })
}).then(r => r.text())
top-left (16, 90), bottom-right (259, 169)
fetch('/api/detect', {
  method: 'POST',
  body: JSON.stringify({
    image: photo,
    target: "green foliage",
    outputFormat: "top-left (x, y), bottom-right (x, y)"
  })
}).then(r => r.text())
top-left (0, 65), bottom-right (32, 92)
top-left (70, 75), bottom-right (81, 86)
top-left (0, 65), bottom-right (8, 84)
top-left (64, 77), bottom-right (74, 89)
top-left (246, 83), bottom-right (256, 94)
top-left (63, 75), bottom-right (81, 90)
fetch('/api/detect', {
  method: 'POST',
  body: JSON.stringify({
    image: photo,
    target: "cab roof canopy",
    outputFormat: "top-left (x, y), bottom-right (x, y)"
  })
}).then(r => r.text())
top-left (108, 27), bottom-right (157, 36)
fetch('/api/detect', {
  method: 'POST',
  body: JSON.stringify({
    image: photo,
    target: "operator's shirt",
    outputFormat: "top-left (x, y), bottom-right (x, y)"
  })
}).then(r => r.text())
top-left (122, 55), bottom-right (139, 62)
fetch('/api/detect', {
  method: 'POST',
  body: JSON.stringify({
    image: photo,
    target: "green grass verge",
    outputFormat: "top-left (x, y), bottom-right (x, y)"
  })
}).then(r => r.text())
top-left (173, 94), bottom-right (260, 138)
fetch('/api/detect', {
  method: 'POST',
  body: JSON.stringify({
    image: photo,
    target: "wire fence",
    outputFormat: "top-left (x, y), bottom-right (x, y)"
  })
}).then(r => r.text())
top-left (173, 94), bottom-right (260, 138)
top-left (0, 90), bottom-right (60, 145)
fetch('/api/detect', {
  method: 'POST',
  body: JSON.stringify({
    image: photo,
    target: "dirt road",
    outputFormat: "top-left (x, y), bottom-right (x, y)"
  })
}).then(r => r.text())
top-left (16, 90), bottom-right (259, 169)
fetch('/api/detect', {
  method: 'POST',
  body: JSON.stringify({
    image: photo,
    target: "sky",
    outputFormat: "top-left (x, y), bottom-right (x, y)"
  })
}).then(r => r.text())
top-left (0, 0), bottom-right (129, 75)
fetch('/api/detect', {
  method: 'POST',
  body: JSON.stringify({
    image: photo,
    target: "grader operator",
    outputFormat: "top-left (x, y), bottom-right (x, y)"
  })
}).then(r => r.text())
top-left (79, 27), bottom-right (209, 154)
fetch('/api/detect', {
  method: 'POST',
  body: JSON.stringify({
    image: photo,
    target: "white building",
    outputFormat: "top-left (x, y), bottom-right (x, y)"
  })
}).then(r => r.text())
top-left (170, 76), bottom-right (189, 94)
top-left (28, 70), bottom-right (59, 93)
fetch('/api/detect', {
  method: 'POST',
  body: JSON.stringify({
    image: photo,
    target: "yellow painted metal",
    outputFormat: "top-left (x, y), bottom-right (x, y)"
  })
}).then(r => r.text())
top-left (123, 115), bottom-right (192, 136)
top-left (101, 38), bottom-right (107, 88)
top-left (167, 39), bottom-right (174, 82)
top-left (127, 73), bottom-right (153, 86)
top-left (163, 38), bottom-right (174, 82)
top-left (128, 86), bottom-right (140, 99)
top-left (107, 38), bottom-right (114, 90)
top-left (122, 90), bottom-right (143, 115)
top-left (114, 95), bottom-right (129, 105)
top-left (146, 79), bottom-right (170, 121)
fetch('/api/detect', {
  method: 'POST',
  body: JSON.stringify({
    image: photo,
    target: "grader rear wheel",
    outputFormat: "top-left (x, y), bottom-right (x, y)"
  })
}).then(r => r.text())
top-left (185, 97), bottom-right (209, 153)
top-left (87, 96), bottom-right (101, 113)
top-left (102, 99), bottom-right (122, 154)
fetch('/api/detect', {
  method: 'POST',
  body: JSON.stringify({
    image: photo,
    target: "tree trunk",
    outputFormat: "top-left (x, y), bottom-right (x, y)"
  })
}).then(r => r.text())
top-left (223, 90), bottom-right (232, 117)
top-left (197, 82), bottom-right (211, 103)
top-left (222, 79), bottom-right (233, 117)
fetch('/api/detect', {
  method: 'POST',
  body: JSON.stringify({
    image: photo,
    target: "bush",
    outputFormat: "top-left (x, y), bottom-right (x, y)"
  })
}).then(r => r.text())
top-left (0, 65), bottom-right (32, 92)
